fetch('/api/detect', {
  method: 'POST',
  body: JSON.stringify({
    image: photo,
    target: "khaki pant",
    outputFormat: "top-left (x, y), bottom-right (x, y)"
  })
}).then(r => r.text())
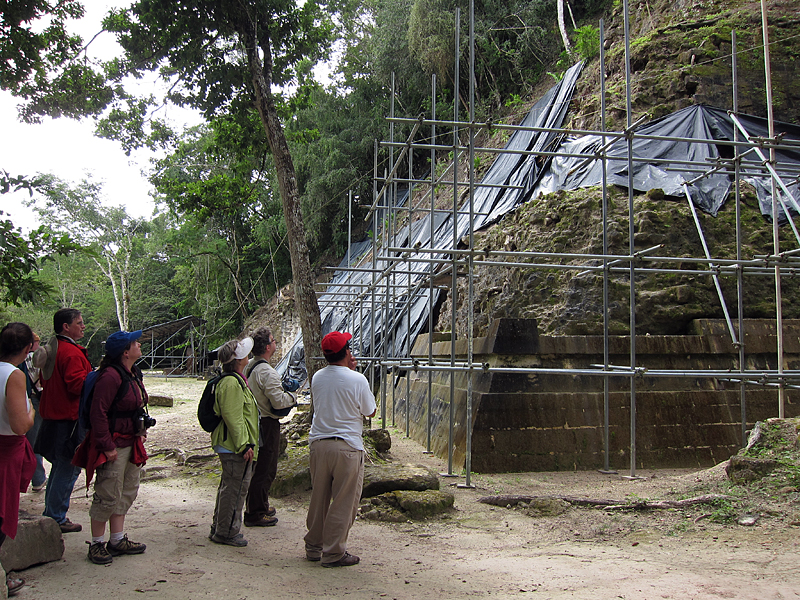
top-left (89, 445), bottom-right (141, 522)
top-left (304, 438), bottom-right (364, 563)
top-left (212, 453), bottom-right (253, 539)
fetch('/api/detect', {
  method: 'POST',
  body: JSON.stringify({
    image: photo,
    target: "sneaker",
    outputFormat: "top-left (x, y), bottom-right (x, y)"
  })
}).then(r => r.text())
top-left (87, 542), bottom-right (113, 565)
top-left (6, 574), bottom-right (26, 597)
top-left (244, 515), bottom-right (278, 527)
top-left (107, 535), bottom-right (146, 556)
top-left (322, 552), bottom-right (360, 568)
top-left (59, 518), bottom-right (82, 533)
top-left (31, 478), bottom-right (47, 492)
top-left (210, 533), bottom-right (248, 547)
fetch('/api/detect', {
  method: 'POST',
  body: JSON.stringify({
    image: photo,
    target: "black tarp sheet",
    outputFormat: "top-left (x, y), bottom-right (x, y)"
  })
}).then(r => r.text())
top-left (533, 105), bottom-right (800, 220)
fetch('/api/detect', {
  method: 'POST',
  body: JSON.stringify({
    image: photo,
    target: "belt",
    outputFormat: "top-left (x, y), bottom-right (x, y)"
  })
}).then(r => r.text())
top-left (320, 436), bottom-right (345, 441)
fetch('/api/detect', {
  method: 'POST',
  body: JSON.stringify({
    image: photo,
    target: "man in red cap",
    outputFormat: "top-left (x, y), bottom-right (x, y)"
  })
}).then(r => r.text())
top-left (304, 331), bottom-right (376, 568)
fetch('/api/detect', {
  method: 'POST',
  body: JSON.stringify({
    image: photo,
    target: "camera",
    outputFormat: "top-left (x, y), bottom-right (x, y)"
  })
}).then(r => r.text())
top-left (134, 408), bottom-right (157, 433)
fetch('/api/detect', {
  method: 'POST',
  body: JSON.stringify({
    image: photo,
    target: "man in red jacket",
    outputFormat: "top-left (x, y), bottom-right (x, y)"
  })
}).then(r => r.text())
top-left (35, 308), bottom-right (92, 533)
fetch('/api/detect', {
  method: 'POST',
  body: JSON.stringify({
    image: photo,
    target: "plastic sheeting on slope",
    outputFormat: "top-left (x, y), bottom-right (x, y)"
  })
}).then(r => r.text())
top-left (532, 104), bottom-right (800, 221)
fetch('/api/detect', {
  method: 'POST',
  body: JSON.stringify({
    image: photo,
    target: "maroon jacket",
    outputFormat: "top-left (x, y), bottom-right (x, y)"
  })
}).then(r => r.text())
top-left (90, 365), bottom-right (148, 454)
top-left (39, 337), bottom-right (92, 421)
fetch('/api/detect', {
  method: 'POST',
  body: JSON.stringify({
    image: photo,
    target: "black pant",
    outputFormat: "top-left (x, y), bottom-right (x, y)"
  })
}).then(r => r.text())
top-left (244, 417), bottom-right (280, 521)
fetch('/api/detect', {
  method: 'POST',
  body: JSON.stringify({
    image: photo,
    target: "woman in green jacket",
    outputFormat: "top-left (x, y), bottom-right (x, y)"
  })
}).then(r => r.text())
top-left (209, 337), bottom-right (259, 547)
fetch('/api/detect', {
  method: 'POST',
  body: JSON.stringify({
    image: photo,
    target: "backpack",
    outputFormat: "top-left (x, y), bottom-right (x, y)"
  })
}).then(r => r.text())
top-left (197, 372), bottom-right (245, 435)
top-left (245, 359), bottom-right (297, 418)
top-left (78, 364), bottom-right (135, 431)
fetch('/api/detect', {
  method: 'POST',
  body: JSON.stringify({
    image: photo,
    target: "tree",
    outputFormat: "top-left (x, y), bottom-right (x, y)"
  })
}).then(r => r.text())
top-left (0, 0), bottom-right (115, 122)
top-left (0, 172), bottom-right (77, 305)
top-left (28, 174), bottom-right (146, 330)
top-left (149, 119), bottom-right (293, 322)
top-left (96, 0), bottom-right (336, 381)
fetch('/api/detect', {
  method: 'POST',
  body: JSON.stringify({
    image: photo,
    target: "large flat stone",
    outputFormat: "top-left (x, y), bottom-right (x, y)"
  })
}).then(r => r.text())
top-left (362, 463), bottom-right (439, 498)
top-left (0, 513), bottom-right (64, 572)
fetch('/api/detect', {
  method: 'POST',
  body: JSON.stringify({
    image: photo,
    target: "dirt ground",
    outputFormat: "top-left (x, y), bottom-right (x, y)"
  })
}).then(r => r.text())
top-left (14, 377), bottom-right (800, 599)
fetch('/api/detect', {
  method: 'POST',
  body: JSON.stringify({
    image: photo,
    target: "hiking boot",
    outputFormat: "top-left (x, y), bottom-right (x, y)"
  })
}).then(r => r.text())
top-left (322, 552), bottom-right (360, 568)
top-left (107, 535), bottom-right (146, 556)
top-left (265, 507), bottom-right (277, 517)
top-left (87, 542), bottom-right (113, 565)
top-left (244, 515), bottom-right (278, 527)
top-left (210, 533), bottom-right (248, 547)
top-left (59, 518), bottom-right (82, 533)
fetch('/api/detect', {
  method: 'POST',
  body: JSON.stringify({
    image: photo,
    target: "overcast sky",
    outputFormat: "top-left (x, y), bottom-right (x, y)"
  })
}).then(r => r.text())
top-left (0, 2), bottom-right (200, 233)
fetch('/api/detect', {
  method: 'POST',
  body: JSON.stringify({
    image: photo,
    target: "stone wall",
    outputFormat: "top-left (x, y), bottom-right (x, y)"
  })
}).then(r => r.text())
top-left (389, 318), bottom-right (800, 472)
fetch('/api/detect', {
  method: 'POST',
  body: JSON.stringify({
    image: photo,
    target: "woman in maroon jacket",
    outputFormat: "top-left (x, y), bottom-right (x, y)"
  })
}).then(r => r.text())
top-left (85, 330), bottom-right (151, 566)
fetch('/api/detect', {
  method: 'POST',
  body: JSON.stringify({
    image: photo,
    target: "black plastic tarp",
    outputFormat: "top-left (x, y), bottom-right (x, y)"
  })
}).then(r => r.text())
top-left (532, 105), bottom-right (800, 220)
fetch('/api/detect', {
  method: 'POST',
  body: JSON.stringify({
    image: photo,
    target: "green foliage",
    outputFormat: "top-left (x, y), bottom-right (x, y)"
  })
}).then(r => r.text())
top-left (288, 85), bottom-right (384, 259)
top-left (706, 497), bottom-right (737, 524)
top-left (408, 0), bottom-right (456, 78)
top-left (26, 174), bottom-right (148, 330)
top-left (505, 94), bottom-right (525, 108)
top-left (574, 25), bottom-right (600, 61)
top-left (0, 173), bottom-right (80, 306)
top-left (0, 0), bottom-right (118, 123)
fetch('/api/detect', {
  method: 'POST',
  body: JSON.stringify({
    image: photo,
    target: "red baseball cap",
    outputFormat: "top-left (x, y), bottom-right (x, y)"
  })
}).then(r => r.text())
top-left (321, 331), bottom-right (352, 355)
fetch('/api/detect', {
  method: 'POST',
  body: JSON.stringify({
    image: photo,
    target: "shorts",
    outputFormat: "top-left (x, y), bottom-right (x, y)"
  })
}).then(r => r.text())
top-left (89, 445), bottom-right (141, 522)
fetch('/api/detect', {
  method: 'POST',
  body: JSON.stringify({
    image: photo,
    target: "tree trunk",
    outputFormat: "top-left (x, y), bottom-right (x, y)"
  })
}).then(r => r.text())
top-left (239, 23), bottom-right (324, 390)
top-left (557, 0), bottom-right (572, 56)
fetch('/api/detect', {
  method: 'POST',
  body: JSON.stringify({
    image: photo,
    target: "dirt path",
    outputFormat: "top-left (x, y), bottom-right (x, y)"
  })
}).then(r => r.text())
top-left (14, 377), bottom-right (800, 599)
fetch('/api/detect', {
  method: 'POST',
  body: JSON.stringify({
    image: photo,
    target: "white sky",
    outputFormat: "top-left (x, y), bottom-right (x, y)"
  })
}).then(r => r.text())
top-left (0, 2), bottom-right (200, 232)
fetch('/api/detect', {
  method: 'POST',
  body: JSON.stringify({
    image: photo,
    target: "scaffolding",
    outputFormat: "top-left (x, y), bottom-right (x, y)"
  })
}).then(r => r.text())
top-left (295, 0), bottom-right (800, 484)
top-left (140, 315), bottom-right (207, 377)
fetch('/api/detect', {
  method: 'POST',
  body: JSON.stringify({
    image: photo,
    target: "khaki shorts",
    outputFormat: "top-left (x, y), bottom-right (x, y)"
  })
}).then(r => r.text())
top-left (89, 445), bottom-right (142, 522)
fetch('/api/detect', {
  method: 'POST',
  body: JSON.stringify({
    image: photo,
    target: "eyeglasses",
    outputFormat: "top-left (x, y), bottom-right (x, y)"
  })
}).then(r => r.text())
top-left (269, 339), bottom-right (276, 345)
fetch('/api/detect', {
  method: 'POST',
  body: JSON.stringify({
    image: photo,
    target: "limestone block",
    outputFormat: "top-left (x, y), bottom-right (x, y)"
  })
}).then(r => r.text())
top-left (360, 489), bottom-right (455, 522)
top-left (271, 453), bottom-right (311, 497)
top-left (0, 514), bottom-right (64, 572)
top-left (148, 394), bottom-right (174, 407)
top-left (364, 428), bottom-right (391, 453)
top-left (362, 463), bottom-right (439, 498)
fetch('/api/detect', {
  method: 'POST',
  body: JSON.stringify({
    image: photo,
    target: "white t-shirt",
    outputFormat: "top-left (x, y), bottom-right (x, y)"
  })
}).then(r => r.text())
top-left (0, 362), bottom-right (30, 436)
top-left (309, 365), bottom-right (376, 451)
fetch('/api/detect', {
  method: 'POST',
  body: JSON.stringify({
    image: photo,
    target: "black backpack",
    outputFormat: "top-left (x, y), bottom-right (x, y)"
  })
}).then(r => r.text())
top-left (197, 372), bottom-right (246, 435)
top-left (78, 364), bottom-right (137, 431)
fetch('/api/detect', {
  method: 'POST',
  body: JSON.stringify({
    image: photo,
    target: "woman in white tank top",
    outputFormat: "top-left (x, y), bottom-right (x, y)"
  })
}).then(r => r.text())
top-left (0, 322), bottom-right (37, 596)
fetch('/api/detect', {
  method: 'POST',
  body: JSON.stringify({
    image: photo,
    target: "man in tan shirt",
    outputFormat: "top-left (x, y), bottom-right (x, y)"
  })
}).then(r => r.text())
top-left (243, 327), bottom-right (296, 527)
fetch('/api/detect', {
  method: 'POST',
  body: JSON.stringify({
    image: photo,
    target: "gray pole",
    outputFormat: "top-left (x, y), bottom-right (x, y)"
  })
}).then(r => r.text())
top-left (623, 0), bottom-right (639, 479)
top-left (760, 0), bottom-right (784, 418)
top-left (732, 30), bottom-right (747, 446)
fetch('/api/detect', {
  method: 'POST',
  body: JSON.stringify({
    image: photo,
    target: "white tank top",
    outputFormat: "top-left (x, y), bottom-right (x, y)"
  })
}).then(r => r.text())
top-left (0, 361), bottom-right (30, 436)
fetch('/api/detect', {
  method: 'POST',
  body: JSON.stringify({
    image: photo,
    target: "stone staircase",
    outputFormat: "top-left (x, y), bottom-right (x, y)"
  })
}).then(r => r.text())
top-left (389, 318), bottom-right (800, 472)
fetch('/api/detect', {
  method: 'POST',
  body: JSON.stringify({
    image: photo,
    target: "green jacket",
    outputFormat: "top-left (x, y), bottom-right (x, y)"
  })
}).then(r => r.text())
top-left (211, 372), bottom-right (259, 459)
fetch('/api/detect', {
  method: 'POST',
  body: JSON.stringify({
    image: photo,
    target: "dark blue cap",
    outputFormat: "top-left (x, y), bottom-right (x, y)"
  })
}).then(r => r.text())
top-left (105, 330), bottom-right (142, 359)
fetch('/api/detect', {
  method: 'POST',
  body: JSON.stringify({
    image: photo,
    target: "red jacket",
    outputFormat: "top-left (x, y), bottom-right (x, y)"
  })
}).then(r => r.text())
top-left (39, 337), bottom-right (92, 421)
